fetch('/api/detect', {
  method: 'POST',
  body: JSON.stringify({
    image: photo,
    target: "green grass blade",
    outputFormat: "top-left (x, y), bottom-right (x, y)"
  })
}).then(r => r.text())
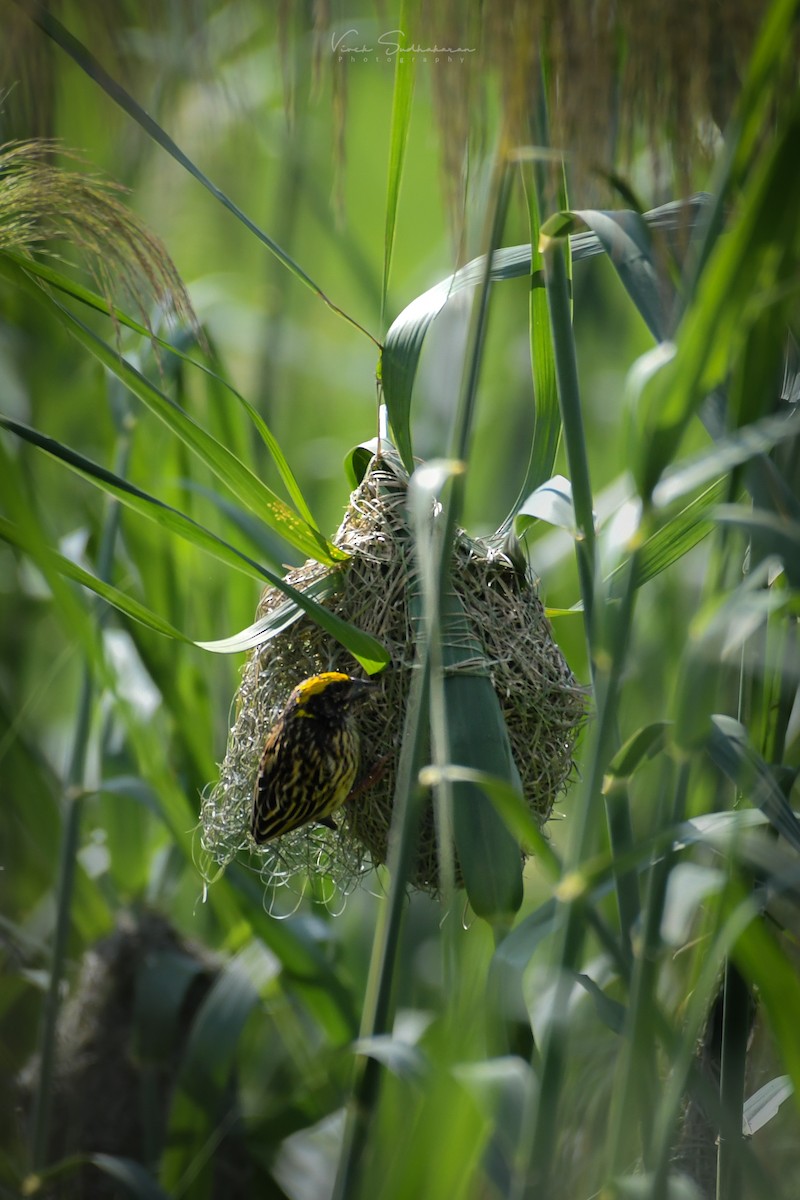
top-left (606, 479), bottom-right (729, 596)
top-left (730, 908), bottom-right (800, 1129)
top-left (159, 945), bottom-right (271, 1195)
top-left (26, 1155), bottom-right (171, 1200)
top-left (409, 457), bottom-right (523, 921)
top-left (713, 504), bottom-right (800, 587)
top-left (381, 197), bottom-right (712, 473)
top-left (525, 178), bottom-right (561, 492)
top-left (24, 285), bottom-right (342, 565)
top-left (1, 416), bottom-right (278, 582)
top-left (0, 514), bottom-right (195, 642)
top-left (652, 405), bottom-right (800, 509)
top-left (90, 1156), bottom-right (172, 1200)
top-left (707, 715), bottom-right (800, 853)
top-left (540, 206), bottom-right (668, 341)
top-left (1, 255), bottom-right (320, 530)
top-left (420, 764), bottom-right (561, 881)
top-left (445, 672), bottom-right (524, 920)
top-left (635, 100), bottom-right (800, 497)
top-left (0, 441), bottom-right (107, 677)
top-left (382, 0), bottom-right (418, 326)
top-left (0, 509), bottom-right (386, 672)
top-left (26, 1), bottom-right (380, 348)
top-left (543, 237), bottom-right (595, 605)
top-left (605, 723), bottom-right (671, 783)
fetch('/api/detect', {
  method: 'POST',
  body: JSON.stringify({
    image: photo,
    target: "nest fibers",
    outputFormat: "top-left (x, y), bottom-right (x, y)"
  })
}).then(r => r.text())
top-left (200, 456), bottom-right (585, 898)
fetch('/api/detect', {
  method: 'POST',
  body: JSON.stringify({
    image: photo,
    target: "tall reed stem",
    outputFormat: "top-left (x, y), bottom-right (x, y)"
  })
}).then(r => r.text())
top-left (29, 429), bottom-right (131, 1169)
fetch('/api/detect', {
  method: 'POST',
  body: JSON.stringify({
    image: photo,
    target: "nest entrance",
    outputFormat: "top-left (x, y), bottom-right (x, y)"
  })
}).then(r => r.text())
top-left (201, 457), bottom-right (584, 898)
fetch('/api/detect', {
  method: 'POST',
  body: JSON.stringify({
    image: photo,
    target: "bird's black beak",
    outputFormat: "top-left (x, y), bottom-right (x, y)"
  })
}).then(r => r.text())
top-left (347, 677), bottom-right (377, 702)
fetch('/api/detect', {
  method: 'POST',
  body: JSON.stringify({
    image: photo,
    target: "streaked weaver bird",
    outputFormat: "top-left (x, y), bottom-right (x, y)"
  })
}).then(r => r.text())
top-left (250, 672), bottom-right (375, 843)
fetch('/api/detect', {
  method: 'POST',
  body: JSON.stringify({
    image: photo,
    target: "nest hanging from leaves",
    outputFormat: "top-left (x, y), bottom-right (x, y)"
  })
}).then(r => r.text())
top-left (200, 456), bottom-right (585, 897)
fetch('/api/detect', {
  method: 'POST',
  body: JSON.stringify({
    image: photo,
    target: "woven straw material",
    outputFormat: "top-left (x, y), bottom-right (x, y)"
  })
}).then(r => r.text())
top-left (201, 458), bottom-right (584, 896)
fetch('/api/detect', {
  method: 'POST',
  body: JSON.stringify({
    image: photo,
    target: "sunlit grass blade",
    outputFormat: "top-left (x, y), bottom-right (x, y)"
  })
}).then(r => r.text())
top-left (742, 1076), bottom-right (794, 1136)
top-left (515, 474), bottom-right (578, 535)
top-left (14, 281), bottom-right (343, 565)
top-left (606, 480), bottom-right (727, 597)
top-left (195, 576), bottom-right (338, 653)
top-left (0, 510), bottom-right (386, 672)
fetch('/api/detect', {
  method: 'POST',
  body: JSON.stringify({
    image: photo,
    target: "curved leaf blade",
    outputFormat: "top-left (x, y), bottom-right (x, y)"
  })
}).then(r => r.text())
top-left (515, 474), bottom-right (577, 535)
top-left (541, 207), bottom-right (668, 340)
top-left (382, 196), bottom-right (712, 470)
top-left (708, 714), bottom-right (800, 852)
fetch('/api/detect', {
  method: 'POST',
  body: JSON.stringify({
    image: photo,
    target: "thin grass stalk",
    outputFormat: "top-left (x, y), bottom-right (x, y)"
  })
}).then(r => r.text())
top-left (21, 0), bottom-right (382, 351)
top-left (650, 886), bottom-right (760, 1200)
top-left (29, 676), bottom-right (91, 1170)
top-left (518, 60), bottom-right (567, 499)
top-left (715, 579), bottom-right (763, 1198)
top-left (764, 606), bottom-right (796, 772)
top-left (29, 426), bottom-right (132, 1168)
top-left (514, 551), bottom-right (641, 1198)
top-left (683, 0), bottom-right (800, 305)
top-left (544, 230), bottom-right (641, 952)
top-left (716, 960), bottom-right (751, 1200)
top-left (445, 153), bottom-right (512, 533)
top-left (605, 760), bottom-right (685, 1180)
top-left (542, 239), bottom-right (595, 619)
top-left (332, 658), bottom-right (430, 1200)
top-left (335, 155), bottom-right (515, 1196)
top-left (414, 474), bottom-right (458, 916)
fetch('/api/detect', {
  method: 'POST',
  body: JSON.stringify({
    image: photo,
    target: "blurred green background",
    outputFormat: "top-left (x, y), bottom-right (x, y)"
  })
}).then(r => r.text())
top-left (2, 2), bottom-right (799, 1199)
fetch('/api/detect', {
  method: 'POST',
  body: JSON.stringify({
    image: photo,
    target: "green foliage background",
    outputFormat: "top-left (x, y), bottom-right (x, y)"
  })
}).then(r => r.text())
top-left (1, 3), bottom-right (799, 1199)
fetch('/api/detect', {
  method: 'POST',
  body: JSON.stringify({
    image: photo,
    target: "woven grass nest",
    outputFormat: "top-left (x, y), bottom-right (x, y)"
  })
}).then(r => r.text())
top-left (200, 455), bottom-right (585, 898)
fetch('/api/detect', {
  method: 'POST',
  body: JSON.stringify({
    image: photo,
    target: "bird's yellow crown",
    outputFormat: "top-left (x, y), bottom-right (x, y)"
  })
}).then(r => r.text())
top-left (291, 672), bottom-right (351, 707)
